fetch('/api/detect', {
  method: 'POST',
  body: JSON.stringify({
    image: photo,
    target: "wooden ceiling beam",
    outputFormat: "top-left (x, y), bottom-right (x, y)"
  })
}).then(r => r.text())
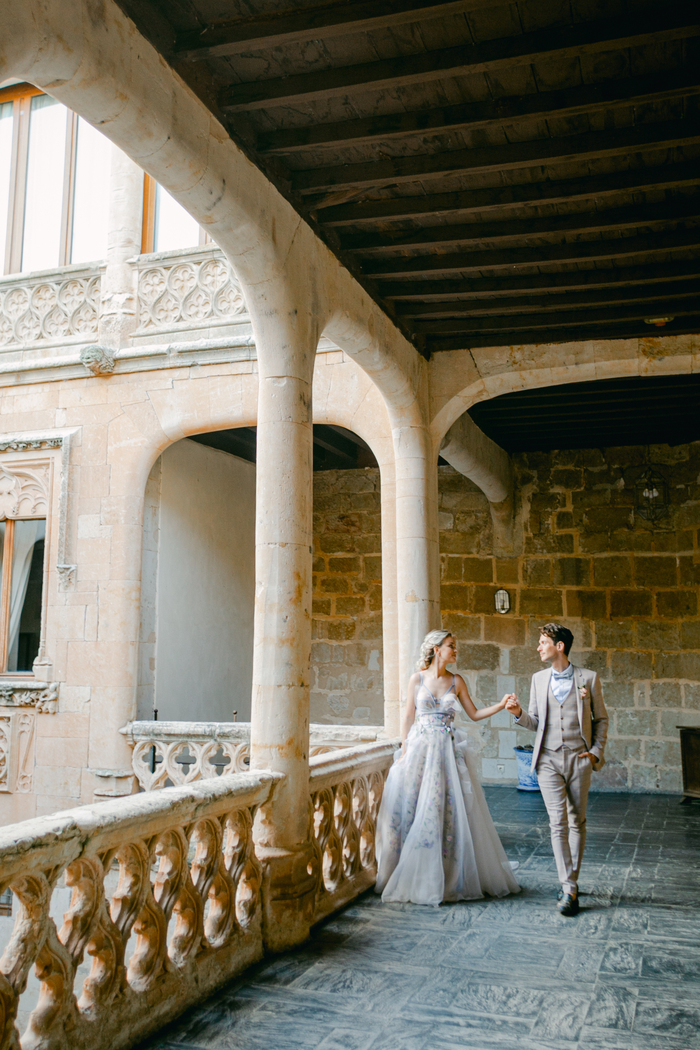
top-left (340, 198), bottom-right (700, 254)
top-left (260, 68), bottom-right (700, 156)
top-left (411, 297), bottom-right (700, 333)
top-left (395, 280), bottom-right (700, 317)
top-left (379, 261), bottom-right (700, 300)
top-left (316, 163), bottom-right (700, 225)
top-left (365, 227), bottom-right (700, 278)
top-left (426, 315), bottom-right (700, 351)
top-left (174, 0), bottom-right (495, 60)
top-left (296, 120), bottom-right (700, 194)
top-left (218, 4), bottom-right (700, 111)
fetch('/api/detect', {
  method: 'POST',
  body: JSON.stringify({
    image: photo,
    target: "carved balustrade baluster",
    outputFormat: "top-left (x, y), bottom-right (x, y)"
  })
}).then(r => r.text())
top-left (222, 809), bottom-right (261, 929)
top-left (59, 856), bottom-right (123, 1015)
top-left (154, 829), bottom-right (202, 967)
top-left (191, 818), bottom-right (234, 948)
top-left (335, 782), bottom-right (360, 882)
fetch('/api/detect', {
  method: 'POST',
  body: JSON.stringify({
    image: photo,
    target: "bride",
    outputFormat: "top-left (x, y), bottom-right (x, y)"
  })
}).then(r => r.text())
top-left (376, 629), bottom-right (521, 905)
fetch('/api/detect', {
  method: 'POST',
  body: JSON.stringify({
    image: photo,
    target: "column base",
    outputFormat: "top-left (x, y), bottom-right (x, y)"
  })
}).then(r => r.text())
top-left (256, 841), bottom-right (319, 952)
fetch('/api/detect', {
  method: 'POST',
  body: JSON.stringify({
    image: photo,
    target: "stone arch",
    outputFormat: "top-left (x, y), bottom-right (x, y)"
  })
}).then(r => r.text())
top-left (428, 335), bottom-right (697, 453)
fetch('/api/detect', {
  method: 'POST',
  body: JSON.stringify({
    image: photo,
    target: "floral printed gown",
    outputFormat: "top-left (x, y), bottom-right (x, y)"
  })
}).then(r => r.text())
top-left (376, 675), bottom-right (520, 905)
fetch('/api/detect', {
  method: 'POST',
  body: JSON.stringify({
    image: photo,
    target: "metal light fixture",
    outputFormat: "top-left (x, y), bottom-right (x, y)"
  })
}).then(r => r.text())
top-left (634, 466), bottom-right (669, 525)
top-left (644, 316), bottom-right (675, 327)
top-left (495, 588), bottom-right (510, 614)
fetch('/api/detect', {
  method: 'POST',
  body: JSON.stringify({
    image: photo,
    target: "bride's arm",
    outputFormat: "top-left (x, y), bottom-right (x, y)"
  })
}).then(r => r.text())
top-left (400, 674), bottom-right (418, 751)
top-left (454, 675), bottom-right (517, 722)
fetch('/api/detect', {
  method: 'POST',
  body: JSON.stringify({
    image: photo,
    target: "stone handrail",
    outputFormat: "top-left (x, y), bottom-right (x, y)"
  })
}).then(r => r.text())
top-left (0, 770), bottom-right (280, 1050)
top-left (121, 720), bottom-right (385, 791)
top-left (309, 739), bottom-right (399, 923)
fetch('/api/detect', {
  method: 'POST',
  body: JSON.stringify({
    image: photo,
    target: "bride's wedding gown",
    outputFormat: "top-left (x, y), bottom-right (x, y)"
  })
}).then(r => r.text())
top-left (376, 675), bottom-right (520, 905)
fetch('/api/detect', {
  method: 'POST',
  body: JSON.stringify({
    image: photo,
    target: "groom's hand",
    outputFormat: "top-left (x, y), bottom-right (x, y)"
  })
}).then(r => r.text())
top-left (505, 696), bottom-right (522, 718)
top-left (580, 751), bottom-right (598, 766)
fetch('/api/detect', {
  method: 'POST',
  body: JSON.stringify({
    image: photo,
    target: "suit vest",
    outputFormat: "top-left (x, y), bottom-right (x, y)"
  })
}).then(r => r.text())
top-left (542, 678), bottom-right (586, 753)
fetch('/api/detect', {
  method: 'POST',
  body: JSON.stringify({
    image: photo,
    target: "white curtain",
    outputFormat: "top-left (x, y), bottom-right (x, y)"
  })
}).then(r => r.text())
top-left (7, 520), bottom-right (45, 670)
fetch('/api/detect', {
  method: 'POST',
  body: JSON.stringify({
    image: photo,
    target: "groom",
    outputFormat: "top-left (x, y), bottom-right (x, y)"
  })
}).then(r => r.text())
top-left (505, 623), bottom-right (608, 916)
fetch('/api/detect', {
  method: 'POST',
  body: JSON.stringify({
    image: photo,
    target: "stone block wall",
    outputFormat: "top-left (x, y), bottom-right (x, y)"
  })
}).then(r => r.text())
top-left (311, 470), bottom-right (384, 725)
top-left (440, 441), bottom-right (700, 793)
top-left (310, 443), bottom-right (700, 793)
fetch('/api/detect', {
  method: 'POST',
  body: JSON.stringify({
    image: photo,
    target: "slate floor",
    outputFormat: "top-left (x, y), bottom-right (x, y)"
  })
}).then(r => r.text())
top-left (145, 789), bottom-right (700, 1050)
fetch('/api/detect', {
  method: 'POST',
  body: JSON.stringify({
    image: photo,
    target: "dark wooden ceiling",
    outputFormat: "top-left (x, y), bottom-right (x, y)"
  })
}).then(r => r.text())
top-left (116, 0), bottom-right (700, 357)
top-left (469, 372), bottom-right (700, 450)
top-left (192, 423), bottom-right (378, 468)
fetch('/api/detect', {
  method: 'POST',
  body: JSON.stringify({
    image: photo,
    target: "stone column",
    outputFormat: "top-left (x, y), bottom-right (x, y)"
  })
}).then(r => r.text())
top-left (98, 144), bottom-right (143, 349)
top-left (248, 301), bottom-right (318, 952)
top-left (379, 460), bottom-right (400, 736)
top-left (393, 423), bottom-right (441, 708)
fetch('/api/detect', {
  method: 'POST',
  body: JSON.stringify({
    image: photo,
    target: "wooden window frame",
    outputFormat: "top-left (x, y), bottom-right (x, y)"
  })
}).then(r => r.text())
top-left (0, 516), bottom-right (47, 675)
top-left (141, 172), bottom-right (208, 255)
top-left (1, 84), bottom-right (83, 275)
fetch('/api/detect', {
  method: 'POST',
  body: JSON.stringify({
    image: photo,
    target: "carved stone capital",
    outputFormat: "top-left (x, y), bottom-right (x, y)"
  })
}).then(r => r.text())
top-left (80, 344), bottom-right (115, 375)
top-left (57, 563), bottom-right (77, 591)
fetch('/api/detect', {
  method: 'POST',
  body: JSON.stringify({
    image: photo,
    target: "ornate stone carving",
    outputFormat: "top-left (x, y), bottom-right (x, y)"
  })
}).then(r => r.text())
top-left (137, 252), bottom-right (246, 332)
top-left (0, 716), bottom-right (10, 791)
top-left (122, 721), bottom-right (384, 791)
top-left (0, 438), bottom-right (62, 453)
top-left (80, 345), bottom-right (115, 376)
top-left (0, 461), bottom-right (50, 519)
top-left (308, 744), bottom-right (395, 924)
top-left (0, 272), bottom-right (100, 347)
top-left (0, 771), bottom-right (274, 1050)
top-left (0, 683), bottom-right (58, 714)
top-left (57, 564), bottom-right (77, 591)
top-left (15, 712), bottom-right (36, 793)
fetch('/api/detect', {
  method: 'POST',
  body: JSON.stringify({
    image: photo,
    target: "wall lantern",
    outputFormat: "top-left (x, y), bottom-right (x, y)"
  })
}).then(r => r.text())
top-left (634, 466), bottom-right (669, 525)
top-left (494, 589), bottom-right (510, 614)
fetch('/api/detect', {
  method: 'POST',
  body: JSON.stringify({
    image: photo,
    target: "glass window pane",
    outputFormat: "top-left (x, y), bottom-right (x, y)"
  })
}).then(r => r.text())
top-left (7, 519), bottom-right (45, 673)
top-left (154, 184), bottom-right (200, 252)
top-left (0, 102), bottom-right (13, 271)
top-left (70, 117), bottom-right (112, 264)
top-left (22, 95), bottom-right (68, 273)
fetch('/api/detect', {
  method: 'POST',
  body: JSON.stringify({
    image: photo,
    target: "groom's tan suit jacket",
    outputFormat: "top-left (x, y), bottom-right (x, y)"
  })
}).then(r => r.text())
top-left (515, 664), bottom-right (609, 773)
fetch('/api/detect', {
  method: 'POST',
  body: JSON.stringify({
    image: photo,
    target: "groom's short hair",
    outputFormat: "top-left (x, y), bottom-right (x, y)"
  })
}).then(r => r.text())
top-left (540, 622), bottom-right (574, 656)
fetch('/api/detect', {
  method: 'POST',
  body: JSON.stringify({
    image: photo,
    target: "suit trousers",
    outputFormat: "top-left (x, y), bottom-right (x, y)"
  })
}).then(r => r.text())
top-left (536, 747), bottom-right (592, 895)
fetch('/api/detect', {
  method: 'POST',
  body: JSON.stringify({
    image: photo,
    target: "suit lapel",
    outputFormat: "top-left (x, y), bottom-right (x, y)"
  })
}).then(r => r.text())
top-left (572, 663), bottom-right (584, 732)
top-left (539, 669), bottom-right (552, 730)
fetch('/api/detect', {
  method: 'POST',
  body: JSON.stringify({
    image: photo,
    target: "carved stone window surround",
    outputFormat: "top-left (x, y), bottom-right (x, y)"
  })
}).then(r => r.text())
top-left (0, 430), bottom-right (79, 693)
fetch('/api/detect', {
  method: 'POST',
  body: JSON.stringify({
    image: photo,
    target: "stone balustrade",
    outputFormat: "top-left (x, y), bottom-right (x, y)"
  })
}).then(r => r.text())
top-left (0, 770), bottom-right (280, 1050)
top-left (0, 737), bottom-right (398, 1049)
top-left (0, 265), bottom-right (101, 351)
top-left (309, 740), bottom-right (398, 923)
top-left (121, 720), bottom-right (385, 791)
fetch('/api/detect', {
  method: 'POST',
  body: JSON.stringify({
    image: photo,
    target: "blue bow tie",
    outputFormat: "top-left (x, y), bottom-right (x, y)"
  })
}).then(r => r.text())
top-left (552, 666), bottom-right (573, 678)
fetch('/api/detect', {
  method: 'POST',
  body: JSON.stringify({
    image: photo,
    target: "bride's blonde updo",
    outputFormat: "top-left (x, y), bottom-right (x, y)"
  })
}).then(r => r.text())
top-left (417, 629), bottom-right (453, 670)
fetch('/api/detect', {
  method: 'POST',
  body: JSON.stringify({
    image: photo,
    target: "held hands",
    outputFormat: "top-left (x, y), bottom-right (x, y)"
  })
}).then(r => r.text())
top-left (504, 695), bottom-right (522, 718)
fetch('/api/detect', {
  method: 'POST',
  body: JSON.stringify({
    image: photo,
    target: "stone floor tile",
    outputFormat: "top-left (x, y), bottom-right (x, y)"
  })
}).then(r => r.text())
top-left (583, 986), bottom-right (638, 1031)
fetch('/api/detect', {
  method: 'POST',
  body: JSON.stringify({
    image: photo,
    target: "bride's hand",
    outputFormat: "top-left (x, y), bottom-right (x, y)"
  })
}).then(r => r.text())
top-left (500, 693), bottom-right (517, 710)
